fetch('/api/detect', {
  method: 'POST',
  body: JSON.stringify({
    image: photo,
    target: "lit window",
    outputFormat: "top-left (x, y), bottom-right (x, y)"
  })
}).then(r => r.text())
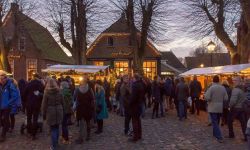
top-left (107, 37), bottom-right (114, 46)
top-left (94, 61), bottom-right (104, 66)
top-left (19, 37), bottom-right (25, 51)
top-left (114, 61), bottom-right (129, 76)
top-left (26, 59), bottom-right (37, 80)
top-left (143, 61), bottom-right (157, 80)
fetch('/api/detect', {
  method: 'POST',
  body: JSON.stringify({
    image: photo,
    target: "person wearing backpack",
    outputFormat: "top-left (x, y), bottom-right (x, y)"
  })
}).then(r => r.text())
top-left (228, 77), bottom-right (247, 141)
top-left (0, 71), bottom-right (20, 142)
top-left (60, 80), bottom-right (73, 144)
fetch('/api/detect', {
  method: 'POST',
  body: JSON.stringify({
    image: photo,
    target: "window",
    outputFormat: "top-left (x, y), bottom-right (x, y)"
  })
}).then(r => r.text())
top-left (107, 37), bottom-right (114, 46)
top-left (19, 37), bottom-right (25, 51)
top-left (114, 61), bottom-right (129, 76)
top-left (143, 61), bottom-right (157, 80)
top-left (26, 59), bottom-right (37, 80)
top-left (93, 61), bottom-right (104, 66)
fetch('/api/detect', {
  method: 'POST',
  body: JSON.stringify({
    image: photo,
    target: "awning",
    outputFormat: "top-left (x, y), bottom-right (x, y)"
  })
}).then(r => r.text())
top-left (180, 63), bottom-right (250, 76)
top-left (42, 65), bottom-right (109, 74)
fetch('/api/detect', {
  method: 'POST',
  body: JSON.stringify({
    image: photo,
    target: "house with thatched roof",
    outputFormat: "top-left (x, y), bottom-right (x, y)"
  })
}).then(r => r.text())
top-left (1, 3), bottom-right (73, 80)
top-left (86, 14), bottom-right (162, 79)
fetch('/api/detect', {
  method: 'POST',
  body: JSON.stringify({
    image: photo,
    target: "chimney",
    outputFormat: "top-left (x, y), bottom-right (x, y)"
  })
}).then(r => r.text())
top-left (10, 3), bottom-right (19, 12)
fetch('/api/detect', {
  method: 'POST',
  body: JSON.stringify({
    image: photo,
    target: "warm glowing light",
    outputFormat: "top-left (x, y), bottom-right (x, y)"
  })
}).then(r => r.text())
top-left (207, 41), bottom-right (216, 53)
top-left (120, 68), bottom-right (124, 72)
top-left (79, 77), bottom-right (83, 81)
top-left (200, 64), bottom-right (204, 68)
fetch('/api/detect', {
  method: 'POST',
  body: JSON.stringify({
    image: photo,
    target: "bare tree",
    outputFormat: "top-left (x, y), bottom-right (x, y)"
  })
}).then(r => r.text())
top-left (45, 0), bottom-right (105, 65)
top-left (179, 0), bottom-right (249, 64)
top-left (111, 0), bottom-right (171, 74)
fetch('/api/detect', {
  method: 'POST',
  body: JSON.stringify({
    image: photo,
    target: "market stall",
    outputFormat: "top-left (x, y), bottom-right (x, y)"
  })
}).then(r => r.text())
top-left (180, 63), bottom-right (250, 89)
top-left (42, 65), bottom-right (110, 84)
top-left (180, 63), bottom-right (250, 110)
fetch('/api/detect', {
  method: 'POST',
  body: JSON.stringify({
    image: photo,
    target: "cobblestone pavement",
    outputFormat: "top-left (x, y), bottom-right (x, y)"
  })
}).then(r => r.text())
top-left (0, 109), bottom-right (248, 150)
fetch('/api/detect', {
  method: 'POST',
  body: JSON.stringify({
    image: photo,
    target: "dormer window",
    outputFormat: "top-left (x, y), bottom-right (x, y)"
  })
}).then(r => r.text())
top-left (107, 37), bottom-right (114, 46)
top-left (19, 37), bottom-right (25, 51)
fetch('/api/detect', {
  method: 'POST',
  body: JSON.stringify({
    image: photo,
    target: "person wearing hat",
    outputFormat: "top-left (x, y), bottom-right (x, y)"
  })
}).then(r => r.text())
top-left (24, 73), bottom-right (45, 140)
top-left (0, 70), bottom-right (20, 142)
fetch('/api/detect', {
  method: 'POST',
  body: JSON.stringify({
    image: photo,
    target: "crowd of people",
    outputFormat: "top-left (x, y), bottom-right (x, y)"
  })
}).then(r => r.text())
top-left (0, 69), bottom-right (250, 149)
top-left (114, 74), bottom-right (250, 147)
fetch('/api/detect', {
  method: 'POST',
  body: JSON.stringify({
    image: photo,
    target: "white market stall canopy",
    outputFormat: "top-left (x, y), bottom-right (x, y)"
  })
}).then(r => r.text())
top-left (180, 63), bottom-right (250, 76)
top-left (42, 65), bottom-right (109, 74)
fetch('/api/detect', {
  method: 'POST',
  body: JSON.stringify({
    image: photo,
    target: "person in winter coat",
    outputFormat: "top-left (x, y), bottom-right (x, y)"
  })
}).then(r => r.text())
top-left (120, 75), bottom-right (131, 135)
top-left (189, 75), bottom-right (202, 115)
top-left (24, 73), bottom-right (44, 140)
top-left (103, 78), bottom-right (111, 111)
top-left (42, 78), bottom-right (64, 150)
top-left (205, 75), bottom-right (228, 143)
top-left (176, 77), bottom-right (189, 121)
top-left (145, 78), bottom-right (152, 108)
top-left (244, 78), bottom-right (250, 120)
top-left (173, 78), bottom-right (180, 117)
top-left (228, 77), bottom-right (247, 141)
top-left (60, 80), bottom-right (73, 144)
top-left (95, 80), bottom-right (108, 134)
top-left (9, 78), bottom-right (21, 132)
top-left (129, 74), bottom-right (144, 142)
top-left (164, 77), bottom-right (173, 110)
top-left (74, 76), bottom-right (95, 144)
top-left (221, 80), bottom-right (232, 126)
top-left (0, 71), bottom-right (20, 142)
top-left (115, 79), bottom-right (123, 116)
top-left (18, 79), bottom-right (27, 112)
top-left (246, 118), bottom-right (250, 150)
top-left (151, 76), bottom-right (162, 119)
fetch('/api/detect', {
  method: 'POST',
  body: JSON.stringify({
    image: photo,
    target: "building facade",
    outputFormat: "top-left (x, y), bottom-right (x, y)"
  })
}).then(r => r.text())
top-left (1, 3), bottom-right (73, 80)
top-left (86, 15), bottom-right (161, 79)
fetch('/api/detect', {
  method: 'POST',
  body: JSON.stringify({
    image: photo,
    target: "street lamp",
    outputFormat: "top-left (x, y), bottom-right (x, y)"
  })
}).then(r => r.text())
top-left (207, 41), bottom-right (216, 67)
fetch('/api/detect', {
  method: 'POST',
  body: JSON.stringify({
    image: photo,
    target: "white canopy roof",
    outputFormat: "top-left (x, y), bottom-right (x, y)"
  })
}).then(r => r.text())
top-left (180, 63), bottom-right (250, 76)
top-left (42, 65), bottom-right (109, 74)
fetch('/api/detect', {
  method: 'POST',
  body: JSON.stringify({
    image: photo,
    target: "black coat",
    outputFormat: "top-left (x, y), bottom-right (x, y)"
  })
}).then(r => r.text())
top-left (129, 80), bottom-right (145, 117)
top-left (24, 79), bottom-right (44, 112)
top-left (18, 79), bottom-right (27, 109)
top-left (75, 88), bottom-right (95, 121)
top-left (189, 80), bottom-right (202, 98)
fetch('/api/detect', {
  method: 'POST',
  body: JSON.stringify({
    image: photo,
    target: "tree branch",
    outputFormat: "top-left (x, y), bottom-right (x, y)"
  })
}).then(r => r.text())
top-left (57, 22), bottom-right (73, 53)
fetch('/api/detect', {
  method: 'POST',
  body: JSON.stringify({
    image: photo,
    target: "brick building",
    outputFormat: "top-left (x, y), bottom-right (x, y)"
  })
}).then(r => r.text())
top-left (1, 3), bottom-right (73, 80)
top-left (86, 15), bottom-right (161, 79)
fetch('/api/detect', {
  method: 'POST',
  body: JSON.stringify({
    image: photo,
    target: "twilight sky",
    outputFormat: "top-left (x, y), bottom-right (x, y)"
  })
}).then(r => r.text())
top-left (28, 0), bottom-right (223, 58)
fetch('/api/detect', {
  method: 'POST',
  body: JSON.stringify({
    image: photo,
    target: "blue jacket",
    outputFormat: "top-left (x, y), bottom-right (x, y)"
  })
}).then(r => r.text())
top-left (95, 88), bottom-right (108, 120)
top-left (0, 79), bottom-right (20, 110)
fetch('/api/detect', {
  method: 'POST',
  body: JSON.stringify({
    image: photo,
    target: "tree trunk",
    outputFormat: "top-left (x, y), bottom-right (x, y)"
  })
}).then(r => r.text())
top-left (238, 0), bottom-right (250, 64)
top-left (237, 13), bottom-right (250, 64)
top-left (126, 0), bottom-right (140, 74)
